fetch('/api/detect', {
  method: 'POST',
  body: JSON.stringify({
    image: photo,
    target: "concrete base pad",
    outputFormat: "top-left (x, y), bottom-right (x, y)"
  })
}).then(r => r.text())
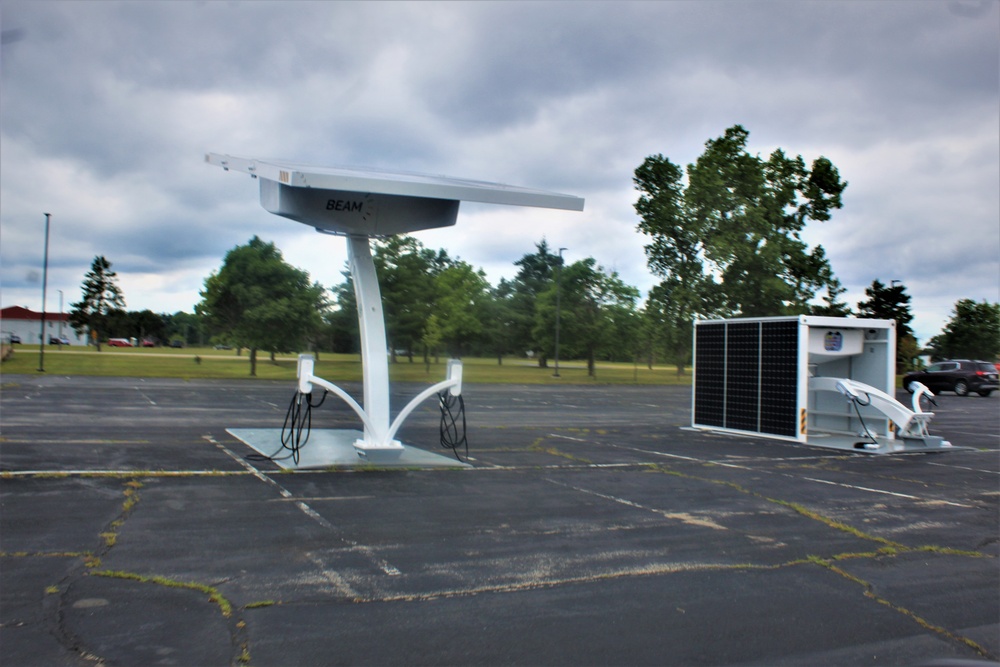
top-left (226, 428), bottom-right (469, 470)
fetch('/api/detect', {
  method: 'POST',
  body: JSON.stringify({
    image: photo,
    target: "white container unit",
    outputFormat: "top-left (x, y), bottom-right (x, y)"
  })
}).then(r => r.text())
top-left (692, 315), bottom-right (952, 454)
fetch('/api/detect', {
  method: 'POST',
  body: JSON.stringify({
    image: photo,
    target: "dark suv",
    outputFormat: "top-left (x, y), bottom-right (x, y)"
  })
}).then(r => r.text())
top-left (903, 360), bottom-right (999, 397)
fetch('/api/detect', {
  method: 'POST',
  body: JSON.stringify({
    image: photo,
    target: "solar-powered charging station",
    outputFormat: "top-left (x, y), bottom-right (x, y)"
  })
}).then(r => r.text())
top-left (207, 154), bottom-right (584, 469)
top-left (691, 315), bottom-right (957, 454)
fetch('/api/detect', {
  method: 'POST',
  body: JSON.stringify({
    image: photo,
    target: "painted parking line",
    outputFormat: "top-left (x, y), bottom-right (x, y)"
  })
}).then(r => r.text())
top-left (926, 461), bottom-right (1000, 475)
top-left (600, 441), bottom-right (977, 508)
top-left (204, 434), bottom-right (402, 577)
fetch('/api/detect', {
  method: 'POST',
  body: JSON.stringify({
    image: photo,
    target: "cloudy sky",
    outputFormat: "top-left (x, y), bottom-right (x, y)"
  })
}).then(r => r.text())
top-left (1, 0), bottom-right (997, 344)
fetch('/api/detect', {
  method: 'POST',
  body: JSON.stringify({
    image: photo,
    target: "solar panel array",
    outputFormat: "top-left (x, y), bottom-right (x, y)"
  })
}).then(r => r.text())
top-left (693, 320), bottom-right (799, 438)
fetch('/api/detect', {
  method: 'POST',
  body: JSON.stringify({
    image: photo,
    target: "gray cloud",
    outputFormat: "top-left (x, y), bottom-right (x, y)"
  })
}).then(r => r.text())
top-left (1, 0), bottom-right (997, 342)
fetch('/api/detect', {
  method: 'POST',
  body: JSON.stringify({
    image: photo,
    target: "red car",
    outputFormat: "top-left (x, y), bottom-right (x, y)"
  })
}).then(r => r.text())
top-left (107, 338), bottom-right (132, 347)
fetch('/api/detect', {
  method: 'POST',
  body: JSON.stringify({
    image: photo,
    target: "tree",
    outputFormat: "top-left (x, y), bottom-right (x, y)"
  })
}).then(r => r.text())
top-left (421, 314), bottom-right (443, 371)
top-left (434, 260), bottom-right (490, 357)
top-left (326, 270), bottom-right (360, 354)
top-left (510, 240), bottom-right (562, 366)
top-left (810, 277), bottom-right (853, 317)
top-left (642, 278), bottom-right (720, 375)
top-left (533, 258), bottom-right (639, 377)
top-left (856, 279), bottom-right (916, 372)
top-left (163, 311), bottom-right (206, 347)
top-left (481, 279), bottom-right (518, 365)
top-left (109, 309), bottom-right (166, 344)
top-left (68, 256), bottom-right (126, 351)
top-left (634, 125), bottom-right (847, 318)
top-left (928, 299), bottom-right (1000, 361)
top-left (196, 236), bottom-right (327, 376)
top-left (373, 236), bottom-right (446, 362)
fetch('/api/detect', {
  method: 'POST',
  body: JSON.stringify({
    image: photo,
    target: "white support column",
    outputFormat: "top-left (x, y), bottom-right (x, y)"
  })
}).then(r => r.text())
top-left (347, 235), bottom-right (398, 449)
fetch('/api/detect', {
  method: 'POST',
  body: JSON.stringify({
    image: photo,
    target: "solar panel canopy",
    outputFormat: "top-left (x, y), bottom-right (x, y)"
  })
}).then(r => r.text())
top-left (205, 153), bottom-right (585, 236)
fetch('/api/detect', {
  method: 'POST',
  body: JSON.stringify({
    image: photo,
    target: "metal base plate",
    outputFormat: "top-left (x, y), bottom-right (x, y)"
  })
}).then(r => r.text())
top-left (226, 428), bottom-right (470, 470)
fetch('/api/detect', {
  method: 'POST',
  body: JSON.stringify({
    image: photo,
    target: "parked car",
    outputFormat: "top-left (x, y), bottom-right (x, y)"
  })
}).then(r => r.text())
top-left (141, 339), bottom-right (156, 347)
top-left (169, 340), bottom-right (184, 348)
top-left (107, 338), bottom-right (132, 347)
top-left (8, 334), bottom-right (21, 344)
top-left (903, 360), bottom-right (999, 397)
top-left (48, 336), bottom-right (70, 345)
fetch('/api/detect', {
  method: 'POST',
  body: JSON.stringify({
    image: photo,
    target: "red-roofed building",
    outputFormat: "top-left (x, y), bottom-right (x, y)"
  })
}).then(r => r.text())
top-left (1, 306), bottom-right (87, 345)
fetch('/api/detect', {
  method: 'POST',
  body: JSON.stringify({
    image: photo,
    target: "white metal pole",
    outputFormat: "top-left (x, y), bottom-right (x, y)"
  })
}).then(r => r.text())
top-left (347, 235), bottom-right (394, 448)
top-left (554, 247), bottom-right (566, 377)
top-left (38, 213), bottom-right (51, 372)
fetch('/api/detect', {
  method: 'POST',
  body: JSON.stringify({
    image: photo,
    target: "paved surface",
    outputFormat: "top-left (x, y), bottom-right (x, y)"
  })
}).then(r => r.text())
top-left (1, 374), bottom-right (997, 666)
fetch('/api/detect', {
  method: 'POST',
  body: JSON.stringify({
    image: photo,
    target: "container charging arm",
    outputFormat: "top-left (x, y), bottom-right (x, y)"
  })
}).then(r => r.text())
top-left (809, 376), bottom-right (935, 438)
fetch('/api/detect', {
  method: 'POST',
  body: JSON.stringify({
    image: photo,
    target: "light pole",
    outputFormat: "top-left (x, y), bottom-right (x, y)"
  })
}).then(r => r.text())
top-left (58, 290), bottom-right (64, 345)
top-left (37, 213), bottom-right (51, 372)
top-left (553, 247), bottom-right (566, 378)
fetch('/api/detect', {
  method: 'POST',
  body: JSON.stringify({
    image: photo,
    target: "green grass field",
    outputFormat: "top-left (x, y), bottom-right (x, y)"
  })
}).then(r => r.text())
top-left (1, 344), bottom-right (693, 385)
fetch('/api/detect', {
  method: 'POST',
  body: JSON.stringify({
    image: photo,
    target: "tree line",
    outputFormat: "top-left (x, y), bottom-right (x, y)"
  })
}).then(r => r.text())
top-left (67, 126), bottom-right (1000, 374)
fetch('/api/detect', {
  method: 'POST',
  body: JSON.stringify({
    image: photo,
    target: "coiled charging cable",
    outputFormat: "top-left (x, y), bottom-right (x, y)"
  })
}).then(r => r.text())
top-left (438, 390), bottom-right (468, 462)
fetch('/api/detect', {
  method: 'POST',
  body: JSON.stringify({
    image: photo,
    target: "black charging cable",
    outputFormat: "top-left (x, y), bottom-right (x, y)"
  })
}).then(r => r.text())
top-left (247, 389), bottom-right (328, 465)
top-left (849, 392), bottom-right (880, 446)
top-left (438, 391), bottom-right (468, 462)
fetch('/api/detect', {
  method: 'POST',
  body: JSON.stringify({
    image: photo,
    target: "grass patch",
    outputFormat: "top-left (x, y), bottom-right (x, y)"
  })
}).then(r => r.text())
top-left (90, 569), bottom-right (233, 617)
top-left (244, 600), bottom-right (278, 609)
top-left (1, 345), bottom-right (693, 385)
top-left (766, 498), bottom-right (905, 548)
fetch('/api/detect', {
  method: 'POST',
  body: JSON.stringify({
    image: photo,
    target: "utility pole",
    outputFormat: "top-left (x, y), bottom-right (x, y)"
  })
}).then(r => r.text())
top-left (553, 247), bottom-right (566, 378)
top-left (38, 213), bottom-right (51, 372)
top-left (58, 290), bottom-right (64, 343)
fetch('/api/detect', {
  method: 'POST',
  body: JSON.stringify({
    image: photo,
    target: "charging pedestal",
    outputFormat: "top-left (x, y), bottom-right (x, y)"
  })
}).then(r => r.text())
top-left (208, 154), bottom-right (584, 468)
top-left (692, 315), bottom-right (957, 454)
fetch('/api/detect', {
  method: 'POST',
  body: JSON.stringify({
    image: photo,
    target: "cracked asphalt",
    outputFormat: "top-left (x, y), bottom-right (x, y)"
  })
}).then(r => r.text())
top-left (1, 375), bottom-right (997, 666)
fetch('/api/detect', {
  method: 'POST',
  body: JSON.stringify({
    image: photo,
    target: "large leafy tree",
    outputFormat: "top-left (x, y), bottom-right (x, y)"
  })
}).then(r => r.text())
top-left (928, 299), bottom-right (1000, 361)
top-left (857, 279), bottom-right (916, 371)
top-left (196, 236), bottom-right (327, 376)
top-left (68, 256), bottom-right (126, 351)
top-left (634, 125), bottom-right (847, 318)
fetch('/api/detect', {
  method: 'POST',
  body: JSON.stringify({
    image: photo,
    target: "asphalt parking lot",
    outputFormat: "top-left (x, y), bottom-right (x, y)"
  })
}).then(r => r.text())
top-left (1, 374), bottom-right (997, 666)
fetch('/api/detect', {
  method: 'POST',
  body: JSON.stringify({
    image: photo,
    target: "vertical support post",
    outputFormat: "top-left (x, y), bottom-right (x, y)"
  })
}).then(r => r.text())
top-left (347, 235), bottom-right (395, 449)
top-left (796, 316), bottom-right (810, 443)
top-left (38, 213), bottom-right (51, 372)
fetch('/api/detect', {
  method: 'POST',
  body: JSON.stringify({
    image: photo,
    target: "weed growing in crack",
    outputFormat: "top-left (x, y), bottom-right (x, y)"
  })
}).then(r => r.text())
top-left (245, 600), bottom-right (278, 609)
top-left (90, 570), bottom-right (233, 618)
top-left (806, 555), bottom-right (996, 660)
